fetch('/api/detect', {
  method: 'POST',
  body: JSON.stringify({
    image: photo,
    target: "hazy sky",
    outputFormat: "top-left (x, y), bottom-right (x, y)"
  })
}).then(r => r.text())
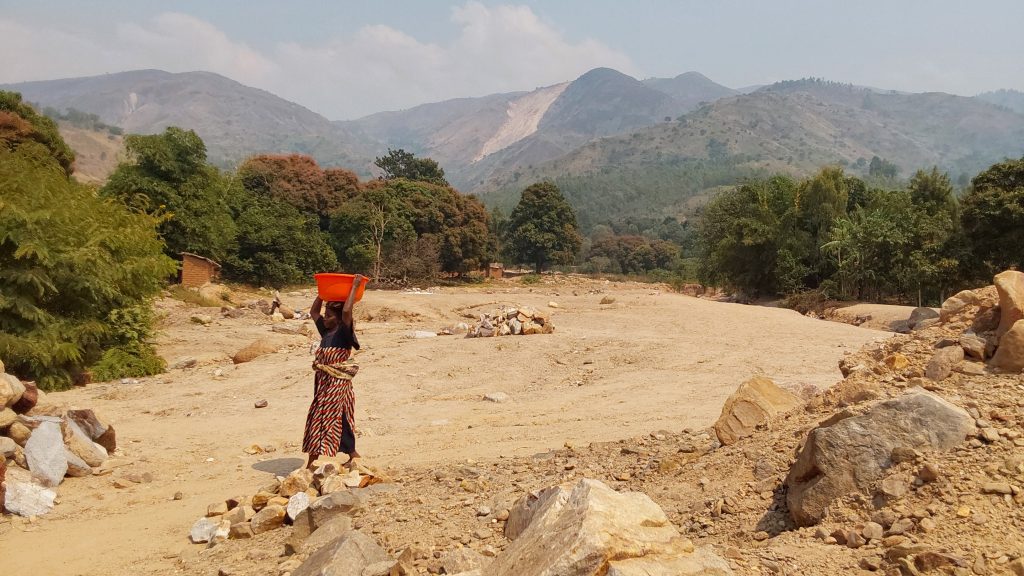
top-left (2, 1), bottom-right (1022, 120)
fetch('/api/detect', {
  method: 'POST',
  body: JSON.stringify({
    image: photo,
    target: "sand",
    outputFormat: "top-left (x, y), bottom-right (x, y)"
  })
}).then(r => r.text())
top-left (0, 278), bottom-right (886, 575)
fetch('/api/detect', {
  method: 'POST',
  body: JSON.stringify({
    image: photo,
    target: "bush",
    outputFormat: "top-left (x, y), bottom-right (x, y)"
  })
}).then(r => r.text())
top-left (90, 343), bottom-right (166, 381)
top-left (519, 274), bottom-right (542, 285)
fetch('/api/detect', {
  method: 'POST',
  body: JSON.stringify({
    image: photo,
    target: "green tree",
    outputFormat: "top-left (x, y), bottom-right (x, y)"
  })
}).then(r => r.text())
top-left (961, 156), bottom-right (1024, 273)
top-left (0, 142), bottom-right (174, 389)
top-left (0, 91), bottom-right (75, 176)
top-left (102, 127), bottom-right (238, 262)
top-left (504, 182), bottom-right (582, 273)
top-left (222, 188), bottom-right (338, 288)
top-left (373, 148), bottom-right (449, 186)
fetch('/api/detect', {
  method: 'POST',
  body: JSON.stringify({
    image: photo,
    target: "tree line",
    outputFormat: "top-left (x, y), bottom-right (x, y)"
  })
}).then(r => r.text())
top-left (0, 91), bottom-right (579, 388)
top-left (696, 163), bottom-right (1024, 304)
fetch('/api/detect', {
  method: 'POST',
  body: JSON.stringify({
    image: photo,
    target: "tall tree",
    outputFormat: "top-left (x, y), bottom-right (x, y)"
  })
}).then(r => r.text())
top-left (504, 182), bottom-right (582, 273)
top-left (102, 127), bottom-right (238, 262)
top-left (237, 154), bottom-right (358, 229)
top-left (961, 156), bottom-right (1024, 273)
top-left (373, 148), bottom-right (449, 186)
top-left (0, 91), bottom-right (75, 176)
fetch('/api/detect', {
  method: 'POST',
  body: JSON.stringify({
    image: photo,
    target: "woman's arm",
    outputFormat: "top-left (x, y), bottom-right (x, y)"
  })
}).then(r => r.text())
top-left (310, 295), bottom-right (323, 321)
top-left (341, 275), bottom-right (363, 327)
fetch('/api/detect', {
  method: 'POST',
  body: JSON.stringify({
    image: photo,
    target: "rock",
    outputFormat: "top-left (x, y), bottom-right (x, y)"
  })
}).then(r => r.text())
top-left (862, 521), bottom-right (884, 541)
top-left (287, 491), bottom-right (311, 521)
top-left (918, 462), bottom-right (941, 483)
top-left (981, 482), bottom-right (1012, 494)
top-left (254, 399), bottom-right (268, 409)
top-left (291, 491), bottom-right (367, 540)
top-left (0, 436), bottom-right (16, 459)
top-left (914, 551), bottom-right (968, 572)
top-left (880, 474), bottom-right (911, 499)
top-left (361, 561), bottom-right (399, 576)
top-left (222, 505), bottom-right (246, 525)
top-left (279, 305), bottom-right (296, 320)
top-left (925, 345), bottom-right (964, 381)
top-left (229, 522), bottom-right (254, 540)
top-left (190, 314), bottom-right (213, 325)
top-left (504, 484), bottom-right (571, 541)
top-left (713, 376), bottom-right (802, 445)
top-left (65, 409), bottom-right (114, 448)
top-left (4, 477), bottom-right (56, 517)
top-left (286, 515), bottom-right (353, 556)
top-left (940, 290), bottom-right (979, 322)
top-left (64, 448), bottom-right (92, 477)
top-left (207, 501), bottom-right (229, 517)
top-left (407, 331), bottom-right (438, 339)
top-left (279, 467), bottom-right (314, 497)
top-left (884, 353), bottom-right (910, 371)
top-left (232, 339), bottom-right (280, 364)
top-left (292, 531), bottom-right (392, 576)
top-left (991, 320), bottom-right (1024, 373)
top-left (1009, 558), bottom-right (1024, 576)
top-left (11, 381), bottom-right (38, 415)
top-left (6, 421), bottom-right (31, 446)
top-left (995, 270), bottom-right (1024, 338)
top-left (785, 389), bottom-right (974, 526)
top-left (483, 392), bottom-right (509, 403)
top-left (191, 517), bottom-right (221, 543)
top-left (63, 419), bottom-right (108, 467)
top-left (908, 307), bottom-right (939, 329)
top-left (913, 318), bottom-right (940, 331)
top-left (210, 519), bottom-right (231, 545)
top-left (859, 557), bottom-right (882, 572)
top-left (488, 478), bottom-right (732, 576)
top-left (960, 333), bottom-right (988, 360)
top-left (24, 420), bottom-right (67, 487)
top-left (250, 504), bottom-right (286, 534)
top-left (0, 407), bottom-right (16, 428)
top-left (0, 373), bottom-right (25, 408)
top-left (171, 356), bottom-right (198, 369)
top-left (442, 548), bottom-right (486, 574)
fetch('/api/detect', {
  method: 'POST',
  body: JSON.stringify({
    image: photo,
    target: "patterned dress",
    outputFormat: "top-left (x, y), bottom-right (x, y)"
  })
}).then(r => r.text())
top-left (302, 345), bottom-right (357, 457)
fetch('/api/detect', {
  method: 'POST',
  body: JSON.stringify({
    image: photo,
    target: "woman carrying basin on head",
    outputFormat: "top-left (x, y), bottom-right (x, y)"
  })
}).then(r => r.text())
top-left (304, 274), bottom-right (364, 471)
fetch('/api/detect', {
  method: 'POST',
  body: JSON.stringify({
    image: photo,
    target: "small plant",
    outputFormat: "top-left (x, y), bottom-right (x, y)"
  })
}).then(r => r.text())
top-left (90, 343), bottom-right (166, 381)
top-left (520, 274), bottom-right (541, 285)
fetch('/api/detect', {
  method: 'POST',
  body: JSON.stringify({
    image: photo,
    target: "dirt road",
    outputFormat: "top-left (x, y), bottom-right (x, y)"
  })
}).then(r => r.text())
top-left (0, 278), bottom-right (885, 575)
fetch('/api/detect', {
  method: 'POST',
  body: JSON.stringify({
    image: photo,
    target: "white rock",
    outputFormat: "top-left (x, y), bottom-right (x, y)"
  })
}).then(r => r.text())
top-left (24, 420), bottom-right (67, 487)
top-left (190, 517), bottom-right (220, 543)
top-left (484, 392), bottom-right (509, 403)
top-left (287, 491), bottom-right (311, 521)
top-left (407, 331), bottom-right (438, 339)
top-left (4, 479), bottom-right (57, 517)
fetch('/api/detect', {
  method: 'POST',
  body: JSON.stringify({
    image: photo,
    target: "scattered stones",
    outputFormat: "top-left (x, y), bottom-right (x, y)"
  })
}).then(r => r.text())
top-left (466, 306), bottom-right (554, 338)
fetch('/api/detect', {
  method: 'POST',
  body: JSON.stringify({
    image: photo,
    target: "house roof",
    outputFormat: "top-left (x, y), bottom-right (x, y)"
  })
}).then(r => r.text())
top-left (181, 252), bottom-right (222, 270)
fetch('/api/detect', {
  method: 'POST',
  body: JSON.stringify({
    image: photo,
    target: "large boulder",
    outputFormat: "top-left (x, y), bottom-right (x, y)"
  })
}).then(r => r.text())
top-left (991, 320), bottom-right (1024, 373)
top-left (713, 376), bottom-right (802, 445)
top-left (505, 484), bottom-right (571, 541)
top-left (487, 479), bottom-right (732, 576)
top-left (23, 419), bottom-right (68, 487)
top-left (232, 339), bottom-right (280, 364)
top-left (995, 270), bottom-right (1024, 339)
top-left (3, 469), bottom-right (56, 517)
top-left (907, 307), bottom-right (939, 329)
top-left (292, 531), bottom-right (393, 576)
top-left (940, 290), bottom-right (980, 322)
top-left (925, 346), bottom-right (965, 381)
top-left (786, 389), bottom-right (974, 526)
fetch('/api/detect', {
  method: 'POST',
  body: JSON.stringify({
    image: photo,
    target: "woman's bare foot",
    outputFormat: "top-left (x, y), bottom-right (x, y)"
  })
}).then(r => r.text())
top-left (305, 454), bottom-right (319, 471)
top-left (343, 451), bottom-right (361, 470)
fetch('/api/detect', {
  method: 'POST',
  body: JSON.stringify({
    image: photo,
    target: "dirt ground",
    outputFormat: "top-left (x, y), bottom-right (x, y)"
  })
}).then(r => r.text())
top-left (0, 277), bottom-right (887, 575)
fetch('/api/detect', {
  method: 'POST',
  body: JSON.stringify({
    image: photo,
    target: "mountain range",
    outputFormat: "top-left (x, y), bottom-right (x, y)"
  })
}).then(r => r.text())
top-left (5, 69), bottom-right (1023, 226)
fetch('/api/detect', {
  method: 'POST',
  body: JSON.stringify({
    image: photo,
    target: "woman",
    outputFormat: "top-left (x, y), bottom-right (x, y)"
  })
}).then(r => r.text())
top-left (304, 275), bottom-right (363, 470)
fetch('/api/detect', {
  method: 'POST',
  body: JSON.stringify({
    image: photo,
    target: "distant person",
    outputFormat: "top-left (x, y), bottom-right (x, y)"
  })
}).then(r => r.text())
top-left (304, 275), bottom-right (364, 471)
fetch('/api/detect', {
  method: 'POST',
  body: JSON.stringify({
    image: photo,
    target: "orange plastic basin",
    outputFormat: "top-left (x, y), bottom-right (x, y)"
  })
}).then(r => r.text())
top-left (314, 273), bottom-right (366, 303)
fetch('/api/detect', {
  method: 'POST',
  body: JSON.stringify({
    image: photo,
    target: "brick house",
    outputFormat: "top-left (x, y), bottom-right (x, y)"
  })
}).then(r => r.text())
top-left (180, 252), bottom-right (221, 287)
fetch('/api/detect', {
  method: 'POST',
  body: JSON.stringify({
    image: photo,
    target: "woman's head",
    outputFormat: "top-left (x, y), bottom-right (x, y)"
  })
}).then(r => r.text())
top-left (323, 300), bottom-right (345, 329)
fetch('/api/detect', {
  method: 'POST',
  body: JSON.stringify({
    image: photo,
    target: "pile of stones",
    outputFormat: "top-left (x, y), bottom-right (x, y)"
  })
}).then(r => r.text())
top-left (1, 360), bottom-right (116, 517)
top-left (465, 307), bottom-right (554, 338)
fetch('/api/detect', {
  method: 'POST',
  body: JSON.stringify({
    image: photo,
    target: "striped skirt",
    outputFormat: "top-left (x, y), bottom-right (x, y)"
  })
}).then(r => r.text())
top-left (302, 346), bottom-right (356, 457)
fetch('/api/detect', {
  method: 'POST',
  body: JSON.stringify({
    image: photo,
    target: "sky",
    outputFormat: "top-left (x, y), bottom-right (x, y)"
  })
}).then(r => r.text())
top-left (1, 1), bottom-right (1022, 120)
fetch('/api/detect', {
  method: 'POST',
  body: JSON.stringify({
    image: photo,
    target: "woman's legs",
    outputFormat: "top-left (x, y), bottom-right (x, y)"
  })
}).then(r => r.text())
top-left (340, 415), bottom-right (359, 466)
